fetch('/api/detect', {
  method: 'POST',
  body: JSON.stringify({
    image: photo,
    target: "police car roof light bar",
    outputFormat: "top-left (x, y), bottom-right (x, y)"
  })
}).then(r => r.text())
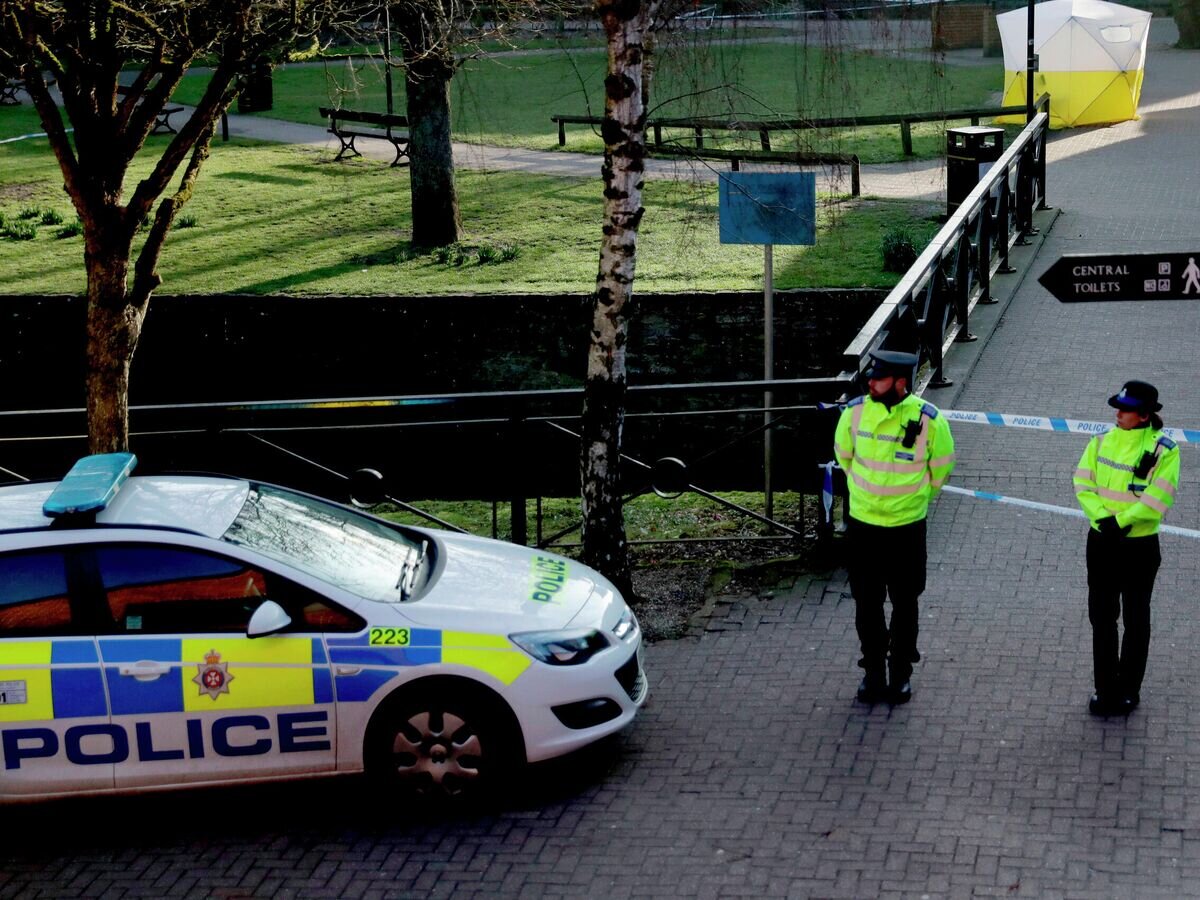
top-left (43, 452), bottom-right (138, 518)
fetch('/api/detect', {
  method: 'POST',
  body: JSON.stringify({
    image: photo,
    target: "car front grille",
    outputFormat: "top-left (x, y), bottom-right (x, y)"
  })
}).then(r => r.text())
top-left (614, 652), bottom-right (646, 703)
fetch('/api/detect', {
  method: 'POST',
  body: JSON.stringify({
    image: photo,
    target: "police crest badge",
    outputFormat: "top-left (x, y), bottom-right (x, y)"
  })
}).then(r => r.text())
top-left (193, 649), bottom-right (234, 700)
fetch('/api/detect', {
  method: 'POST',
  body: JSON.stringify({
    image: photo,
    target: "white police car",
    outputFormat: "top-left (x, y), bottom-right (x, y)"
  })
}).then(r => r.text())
top-left (0, 454), bottom-right (646, 801)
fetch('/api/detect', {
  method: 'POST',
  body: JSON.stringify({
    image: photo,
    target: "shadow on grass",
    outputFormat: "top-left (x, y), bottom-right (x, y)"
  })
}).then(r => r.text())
top-left (214, 170), bottom-right (309, 187)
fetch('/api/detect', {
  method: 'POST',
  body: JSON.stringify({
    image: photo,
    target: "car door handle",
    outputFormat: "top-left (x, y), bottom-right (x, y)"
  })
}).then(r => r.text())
top-left (334, 665), bottom-right (361, 676)
top-left (118, 661), bottom-right (172, 681)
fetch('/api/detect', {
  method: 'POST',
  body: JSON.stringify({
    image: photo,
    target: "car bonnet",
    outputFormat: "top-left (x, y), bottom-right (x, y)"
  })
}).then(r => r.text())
top-left (403, 532), bottom-right (596, 631)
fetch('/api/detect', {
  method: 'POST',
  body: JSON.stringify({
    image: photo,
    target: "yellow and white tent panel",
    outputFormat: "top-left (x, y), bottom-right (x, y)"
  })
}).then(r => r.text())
top-left (997, 0), bottom-right (1152, 128)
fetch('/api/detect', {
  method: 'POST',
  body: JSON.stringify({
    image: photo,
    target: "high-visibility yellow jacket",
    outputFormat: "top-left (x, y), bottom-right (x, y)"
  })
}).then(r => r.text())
top-left (834, 393), bottom-right (957, 527)
top-left (1073, 426), bottom-right (1180, 537)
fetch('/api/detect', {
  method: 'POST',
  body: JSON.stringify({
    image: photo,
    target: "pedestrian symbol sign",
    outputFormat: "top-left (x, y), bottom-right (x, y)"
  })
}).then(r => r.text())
top-left (1039, 252), bottom-right (1200, 302)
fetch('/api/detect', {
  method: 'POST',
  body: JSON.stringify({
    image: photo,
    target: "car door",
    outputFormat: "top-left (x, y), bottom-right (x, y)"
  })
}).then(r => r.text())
top-left (91, 542), bottom-right (342, 790)
top-left (0, 547), bottom-right (112, 799)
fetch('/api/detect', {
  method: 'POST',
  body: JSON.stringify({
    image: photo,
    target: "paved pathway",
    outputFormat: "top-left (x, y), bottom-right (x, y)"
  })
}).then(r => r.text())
top-left (4, 20), bottom-right (1200, 899)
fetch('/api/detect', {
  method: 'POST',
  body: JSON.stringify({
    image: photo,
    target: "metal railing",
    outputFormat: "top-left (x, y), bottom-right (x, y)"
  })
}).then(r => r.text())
top-left (0, 377), bottom-right (852, 547)
top-left (839, 94), bottom-right (1050, 391)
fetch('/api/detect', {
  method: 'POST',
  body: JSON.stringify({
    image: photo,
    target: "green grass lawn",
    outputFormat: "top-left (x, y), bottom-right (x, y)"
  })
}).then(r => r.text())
top-left (172, 40), bottom-right (1004, 163)
top-left (0, 120), bottom-right (942, 295)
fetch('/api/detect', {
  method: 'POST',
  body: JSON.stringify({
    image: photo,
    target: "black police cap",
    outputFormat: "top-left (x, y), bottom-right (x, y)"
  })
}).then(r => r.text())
top-left (1108, 380), bottom-right (1162, 413)
top-left (864, 350), bottom-right (918, 379)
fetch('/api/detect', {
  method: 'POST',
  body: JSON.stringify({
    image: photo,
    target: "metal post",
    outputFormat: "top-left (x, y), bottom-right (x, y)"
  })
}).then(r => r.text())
top-left (764, 243), bottom-right (775, 521)
top-left (509, 416), bottom-right (527, 546)
top-left (383, 3), bottom-right (395, 117)
top-left (1026, 0), bottom-right (1036, 123)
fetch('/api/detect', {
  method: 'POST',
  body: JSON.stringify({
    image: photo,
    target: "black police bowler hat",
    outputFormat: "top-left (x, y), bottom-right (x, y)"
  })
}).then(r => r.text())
top-left (1108, 380), bottom-right (1162, 413)
top-left (864, 349), bottom-right (919, 379)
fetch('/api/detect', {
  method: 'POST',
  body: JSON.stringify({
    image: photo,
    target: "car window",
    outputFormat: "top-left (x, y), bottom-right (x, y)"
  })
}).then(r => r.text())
top-left (97, 546), bottom-right (268, 634)
top-left (0, 550), bottom-right (75, 637)
top-left (222, 484), bottom-right (424, 604)
top-left (94, 544), bottom-right (364, 635)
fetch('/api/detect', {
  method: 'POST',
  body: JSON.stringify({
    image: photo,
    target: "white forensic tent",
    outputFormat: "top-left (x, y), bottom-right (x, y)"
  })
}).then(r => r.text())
top-left (996, 0), bottom-right (1152, 128)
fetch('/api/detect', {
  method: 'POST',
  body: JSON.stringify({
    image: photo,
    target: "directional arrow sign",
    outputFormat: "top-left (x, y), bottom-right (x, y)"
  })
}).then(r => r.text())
top-left (1039, 252), bottom-right (1200, 302)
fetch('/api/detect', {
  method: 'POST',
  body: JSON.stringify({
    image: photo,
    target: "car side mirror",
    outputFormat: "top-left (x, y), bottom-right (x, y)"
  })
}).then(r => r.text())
top-left (350, 468), bottom-right (385, 508)
top-left (247, 599), bottom-right (292, 638)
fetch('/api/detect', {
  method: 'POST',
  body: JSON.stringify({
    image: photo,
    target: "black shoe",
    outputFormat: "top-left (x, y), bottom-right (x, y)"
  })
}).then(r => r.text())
top-left (1089, 693), bottom-right (1133, 716)
top-left (856, 676), bottom-right (887, 704)
top-left (889, 681), bottom-right (912, 705)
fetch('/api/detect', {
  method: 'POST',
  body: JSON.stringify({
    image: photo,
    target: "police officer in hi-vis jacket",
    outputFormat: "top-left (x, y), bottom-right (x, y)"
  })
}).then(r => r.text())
top-left (834, 350), bottom-right (956, 706)
top-left (1073, 380), bottom-right (1180, 717)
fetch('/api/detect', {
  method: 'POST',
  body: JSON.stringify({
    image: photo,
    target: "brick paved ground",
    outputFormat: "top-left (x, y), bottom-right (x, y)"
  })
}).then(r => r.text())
top-left (4, 24), bottom-right (1200, 900)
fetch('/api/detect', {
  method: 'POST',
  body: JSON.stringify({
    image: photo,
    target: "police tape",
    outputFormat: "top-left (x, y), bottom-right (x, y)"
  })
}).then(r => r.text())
top-left (942, 484), bottom-right (1200, 540)
top-left (816, 461), bottom-right (1200, 539)
top-left (941, 410), bottom-right (1200, 445)
top-left (817, 401), bottom-right (1200, 446)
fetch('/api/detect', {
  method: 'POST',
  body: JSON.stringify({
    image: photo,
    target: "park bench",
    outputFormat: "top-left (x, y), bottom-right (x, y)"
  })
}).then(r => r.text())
top-left (0, 79), bottom-right (23, 106)
top-left (116, 85), bottom-right (185, 134)
top-left (318, 107), bottom-right (410, 167)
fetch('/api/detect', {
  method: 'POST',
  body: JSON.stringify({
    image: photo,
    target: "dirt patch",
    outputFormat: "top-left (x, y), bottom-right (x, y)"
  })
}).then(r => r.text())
top-left (0, 183), bottom-right (43, 203)
top-left (629, 531), bottom-right (842, 642)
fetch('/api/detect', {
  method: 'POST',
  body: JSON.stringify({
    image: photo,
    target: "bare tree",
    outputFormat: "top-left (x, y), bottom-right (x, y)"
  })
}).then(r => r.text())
top-left (0, 0), bottom-right (366, 453)
top-left (385, 0), bottom-right (574, 247)
top-left (580, 0), bottom-right (672, 596)
top-left (1177, 0), bottom-right (1200, 47)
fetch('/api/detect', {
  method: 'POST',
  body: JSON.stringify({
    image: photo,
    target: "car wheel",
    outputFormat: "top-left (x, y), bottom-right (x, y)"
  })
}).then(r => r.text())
top-left (366, 686), bottom-right (514, 798)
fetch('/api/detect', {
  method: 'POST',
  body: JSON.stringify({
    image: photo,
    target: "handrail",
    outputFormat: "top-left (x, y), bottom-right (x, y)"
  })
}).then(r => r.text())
top-left (839, 93), bottom-right (1051, 392)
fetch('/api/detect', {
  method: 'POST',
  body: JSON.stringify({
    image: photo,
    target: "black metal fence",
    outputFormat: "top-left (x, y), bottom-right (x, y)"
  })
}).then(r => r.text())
top-left (839, 95), bottom-right (1050, 391)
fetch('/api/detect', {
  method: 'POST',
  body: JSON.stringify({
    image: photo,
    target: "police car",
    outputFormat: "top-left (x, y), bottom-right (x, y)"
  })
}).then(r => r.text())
top-left (0, 454), bottom-right (646, 801)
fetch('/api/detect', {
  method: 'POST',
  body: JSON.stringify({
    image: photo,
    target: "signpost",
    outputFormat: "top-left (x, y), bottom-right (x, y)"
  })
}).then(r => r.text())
top-left (1039, 252), bottom-right (1200, 302)
top-left (718, 172), bottom-right (816, 519)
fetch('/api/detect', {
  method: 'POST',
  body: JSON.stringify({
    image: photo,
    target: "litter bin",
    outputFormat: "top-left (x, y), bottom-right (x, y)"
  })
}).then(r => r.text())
top-left (946, 126), bottom-right (1004, 215)
top-left (237, 64), bottom-right (273, 113)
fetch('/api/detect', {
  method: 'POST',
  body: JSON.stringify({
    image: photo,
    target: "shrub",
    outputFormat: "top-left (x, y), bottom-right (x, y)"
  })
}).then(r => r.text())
top-left (432, 243), bottom-right (470, 266)
top-left (56, 219), bottom-right (83, 239)
top-left (17, 206), bottom-right (40, 221)
top-left (176, 214), bottom-right (198, 229)
top-left (6, 221), bottom-right (37, 241)
top-left (499, 243), bottom-right (521, 262)
top-left (881, 226), bottom-right (919, 273)
top-left (476, 243), bottom-right (500, 265)
top-left (39, 210), bottom-right (63, 226)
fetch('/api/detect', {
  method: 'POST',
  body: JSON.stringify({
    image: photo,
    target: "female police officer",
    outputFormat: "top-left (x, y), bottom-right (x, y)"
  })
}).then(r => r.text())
top-left (1073, 381), bottom-right (1180, 716)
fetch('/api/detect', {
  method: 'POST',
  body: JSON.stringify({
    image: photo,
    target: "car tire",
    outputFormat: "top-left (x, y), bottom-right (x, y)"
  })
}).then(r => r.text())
top-left (365, 681), bottom-right (518, 799)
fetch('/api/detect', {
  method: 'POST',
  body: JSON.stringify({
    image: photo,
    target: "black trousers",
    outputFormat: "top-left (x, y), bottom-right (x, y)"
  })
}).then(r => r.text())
top-left (846, 517), bottom-right (927, 683)
top-left (1086, 528), bottom-right (1160, 700)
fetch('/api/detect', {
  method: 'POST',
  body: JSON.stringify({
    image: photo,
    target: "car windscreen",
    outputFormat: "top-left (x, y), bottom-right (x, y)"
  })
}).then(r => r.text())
top-left (221, 484), bottom-right (421, 603)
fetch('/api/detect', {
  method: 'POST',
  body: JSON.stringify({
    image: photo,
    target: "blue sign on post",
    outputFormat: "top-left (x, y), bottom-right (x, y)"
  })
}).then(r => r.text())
top-left (718, 172), bottom-right (816, 246)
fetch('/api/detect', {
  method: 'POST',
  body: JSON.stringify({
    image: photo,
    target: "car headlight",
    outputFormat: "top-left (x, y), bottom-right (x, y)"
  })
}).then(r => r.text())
top-left (509, 628), bottom-right (609, 665)
top-left (612, 606), bottom-right (639, 641)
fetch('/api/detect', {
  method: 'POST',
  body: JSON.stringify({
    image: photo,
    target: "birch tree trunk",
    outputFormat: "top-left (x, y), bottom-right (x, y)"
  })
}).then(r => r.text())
top-left (581, 0), bottom-right (660, 598)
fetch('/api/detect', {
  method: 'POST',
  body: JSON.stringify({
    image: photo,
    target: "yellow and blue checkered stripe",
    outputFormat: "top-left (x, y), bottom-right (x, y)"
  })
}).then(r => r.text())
top-left (97, 638), bottom-right (333, 714)
top-left (328, 628), bottom-right (530, 702)
top-left (0, 640), bottom-right (106, 723)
